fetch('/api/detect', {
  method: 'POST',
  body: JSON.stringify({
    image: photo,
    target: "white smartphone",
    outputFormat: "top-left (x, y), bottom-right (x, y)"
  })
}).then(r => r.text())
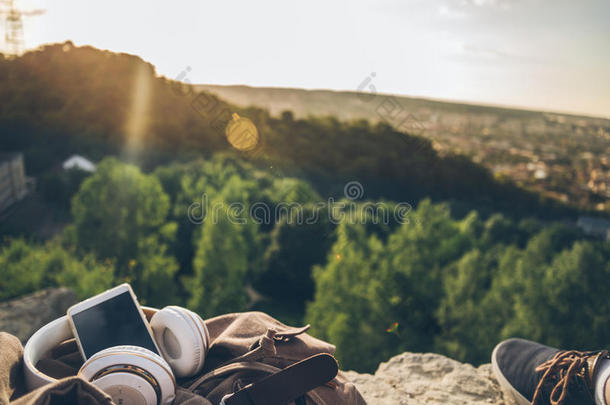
top-left (67, 283), bottom-right (161, 361)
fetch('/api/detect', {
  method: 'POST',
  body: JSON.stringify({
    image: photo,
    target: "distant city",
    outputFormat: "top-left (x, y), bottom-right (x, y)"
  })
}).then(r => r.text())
top-left (420, 110), bottom-right (610, 212)
top-left (197, 85), bottom-right (610, 213)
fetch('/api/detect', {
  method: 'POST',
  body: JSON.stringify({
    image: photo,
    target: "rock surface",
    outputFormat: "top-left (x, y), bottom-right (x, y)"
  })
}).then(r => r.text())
top-left (345, 352), bottom-right (514, 405)
top-left (0, 288), bottom-right (77, 342)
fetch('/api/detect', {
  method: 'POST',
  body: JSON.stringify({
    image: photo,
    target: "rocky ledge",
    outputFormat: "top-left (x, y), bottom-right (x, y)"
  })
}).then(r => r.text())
top-left (345, 352), bottom-right (513, 405)
top-left (0, 288), bottom-right (77, 342)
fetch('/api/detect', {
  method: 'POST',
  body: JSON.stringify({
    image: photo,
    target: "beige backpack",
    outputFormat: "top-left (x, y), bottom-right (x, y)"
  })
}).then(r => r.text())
top-left (0, 311), bottom-right (366, 405)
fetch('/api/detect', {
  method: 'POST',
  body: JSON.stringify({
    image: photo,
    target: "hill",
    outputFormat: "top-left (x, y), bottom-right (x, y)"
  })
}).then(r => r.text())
top-left (0, 42), bottom-right (576, 223)
top-left (197, 84), bottom-right (610, 212)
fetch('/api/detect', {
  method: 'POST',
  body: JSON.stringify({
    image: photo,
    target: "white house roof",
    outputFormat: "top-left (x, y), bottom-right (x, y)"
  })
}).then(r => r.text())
top-left (62, 155), bottom-right (96, 172)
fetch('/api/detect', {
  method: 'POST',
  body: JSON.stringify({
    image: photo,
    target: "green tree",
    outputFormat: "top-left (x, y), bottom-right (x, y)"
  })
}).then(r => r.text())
top-left (382, 201), bottom-right (476, 352)
top-left (0, 239), bottom-right (42, 300)
top-left (436, 224), bottom-right (606, 364)
top-left (0, 239), bottom-right (115, 300)
top-left (306, 221), bottom-right (389, 372)
top-left (539, 242), bottom-right (610, 347)
top-left (497, 225), bottom-right (580, 342)
top-left (71, 157), bottom-right (178, 304)
top-left (187, 200), bottom-right (259, 317)
top-left (307, 200), bottom-right (482, 371)
top-left (436, 246), bottom-right (505, 363)
top-left (44, 245), bottom-right (116, 299)
top-left (499, 239), bottom-right (610, 348)
top-left (255, 205), bottom-right (334, 304)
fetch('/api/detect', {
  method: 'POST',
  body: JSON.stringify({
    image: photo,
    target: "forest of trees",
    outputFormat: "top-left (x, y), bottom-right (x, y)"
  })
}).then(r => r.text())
top-left (2, 156), bottom-right (609, 373)
top-left (1, 44), bottom-right (609, 373)
top-left (0, 43), bottom-right (576, 220)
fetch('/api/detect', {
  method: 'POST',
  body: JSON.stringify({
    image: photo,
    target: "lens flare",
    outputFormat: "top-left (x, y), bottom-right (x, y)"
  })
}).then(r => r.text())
top-left (225, 113), bottom-right (259, 151)
top-left (124, 63), bottom-right (153, 162)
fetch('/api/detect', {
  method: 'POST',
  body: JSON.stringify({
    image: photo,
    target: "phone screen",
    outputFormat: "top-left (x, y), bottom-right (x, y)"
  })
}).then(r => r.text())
top-left (71, 290), bottom-right (159, 359)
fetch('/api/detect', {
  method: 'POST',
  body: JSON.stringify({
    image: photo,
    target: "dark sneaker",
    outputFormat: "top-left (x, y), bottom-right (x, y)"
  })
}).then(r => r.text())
top-left (491, 338), bottom-right (609, 405)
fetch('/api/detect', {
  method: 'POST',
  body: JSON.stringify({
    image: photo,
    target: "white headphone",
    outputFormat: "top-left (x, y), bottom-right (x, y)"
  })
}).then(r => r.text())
top-left (23, 306), bottom-right (210, 405)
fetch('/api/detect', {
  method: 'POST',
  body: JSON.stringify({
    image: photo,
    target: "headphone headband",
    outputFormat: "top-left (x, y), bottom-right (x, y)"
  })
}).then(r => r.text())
top-left (23, 307), bottom-right (159, 391)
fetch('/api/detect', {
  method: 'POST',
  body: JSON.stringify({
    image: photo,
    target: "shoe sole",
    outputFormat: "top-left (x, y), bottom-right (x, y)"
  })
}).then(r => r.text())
top-left (491, 342), bottom-right (531, 405)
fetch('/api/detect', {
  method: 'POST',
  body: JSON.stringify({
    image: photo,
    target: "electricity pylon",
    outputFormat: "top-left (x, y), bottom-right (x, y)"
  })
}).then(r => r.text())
top-left (0, 0), bottom-right (44, 56)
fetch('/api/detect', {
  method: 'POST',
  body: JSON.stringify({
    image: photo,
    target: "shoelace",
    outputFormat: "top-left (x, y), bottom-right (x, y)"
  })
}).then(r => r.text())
top-left (531, 350), bottom-right (605, 405)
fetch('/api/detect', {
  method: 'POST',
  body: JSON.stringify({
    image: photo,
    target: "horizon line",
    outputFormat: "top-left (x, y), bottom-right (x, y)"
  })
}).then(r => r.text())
top-left (196, 83), bottom-right (610, 122)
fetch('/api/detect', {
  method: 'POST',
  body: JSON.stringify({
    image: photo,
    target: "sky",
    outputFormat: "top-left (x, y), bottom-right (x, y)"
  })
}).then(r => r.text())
top-left (8, 0), bottom-right (610, 118)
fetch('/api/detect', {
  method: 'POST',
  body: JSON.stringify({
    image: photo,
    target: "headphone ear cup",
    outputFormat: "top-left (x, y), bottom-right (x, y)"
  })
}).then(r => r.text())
top-left (150, 306), bottom-right (210, 378)
top-left (79, 345), bottom-right (176, 405)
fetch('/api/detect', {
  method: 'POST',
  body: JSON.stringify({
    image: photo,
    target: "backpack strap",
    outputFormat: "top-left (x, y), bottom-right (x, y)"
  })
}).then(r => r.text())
top-left (187, 362), bottom-right (281, 391)
top-left (220, 354), bottom-right (339, 405)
